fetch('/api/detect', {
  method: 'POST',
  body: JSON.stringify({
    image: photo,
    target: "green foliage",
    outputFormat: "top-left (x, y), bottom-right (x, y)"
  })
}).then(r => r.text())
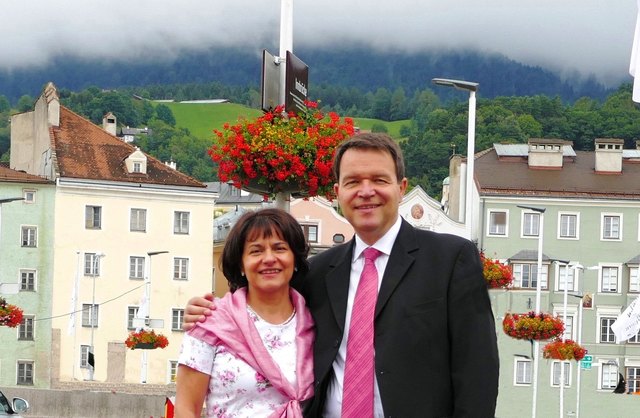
top-left (155, 104), bottom-right (176, 126)
top-left (16, 95), bottom-right (34, 112)
top-left (163, 102), bottom-right (262, 139)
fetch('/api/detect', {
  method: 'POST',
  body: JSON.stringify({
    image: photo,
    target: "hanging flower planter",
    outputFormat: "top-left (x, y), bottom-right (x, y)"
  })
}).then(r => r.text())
top-left (0, 297), bottom-right (24, 328)
top-left (209, 100), bottom-right (355, 200)
top-left (481, 252), bottom-right (513, 289)
top-left (125, 329), bottom-right (169, 350)
top-left (502, 311), bottom-right (565, 341)
top-left (542, 339), bottom-right (587, 361)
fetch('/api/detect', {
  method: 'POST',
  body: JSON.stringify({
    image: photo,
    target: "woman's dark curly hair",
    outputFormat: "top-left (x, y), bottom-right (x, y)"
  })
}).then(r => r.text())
top-left (221, 208), bottom-right (310, 292)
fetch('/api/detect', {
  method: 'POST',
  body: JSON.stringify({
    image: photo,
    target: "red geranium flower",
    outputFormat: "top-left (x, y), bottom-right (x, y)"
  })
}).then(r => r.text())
top-left (503, 311), bottom-right (565, 341)
top-left (543, 339), bottom-right (587, 361)
top-left (125, 329), bottom-right (169, 350)
top-left (480, 252), bottom-right (513, 289)
top-left (0, 297), bottom-right (24, 328)
top-left (209, 100), bottom-right (355, 199)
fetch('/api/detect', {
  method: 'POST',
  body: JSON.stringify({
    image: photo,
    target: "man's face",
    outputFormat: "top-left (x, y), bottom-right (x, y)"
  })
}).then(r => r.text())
top-left (334, 148), bottom-right (407, 245)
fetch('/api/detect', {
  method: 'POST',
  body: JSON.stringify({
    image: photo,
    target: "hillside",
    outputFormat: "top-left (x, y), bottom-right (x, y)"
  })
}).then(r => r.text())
top-left (0, 45), bottom-right (614, 104)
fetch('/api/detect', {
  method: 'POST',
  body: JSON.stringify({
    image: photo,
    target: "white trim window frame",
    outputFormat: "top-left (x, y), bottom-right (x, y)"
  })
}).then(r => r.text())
top-left (174, 211), bottom-right (190, 235)
top-left (169, 360), bottom-right (179, 383)
top-left (599, 361), bottom-right (619, 390)
top-left (511, 262), bottom-right (548, 289)
top-left (601, 213), bottom-right (622, 241)
top-left (129, 256), bottom-right (145, 280)
top-left (85, 205), bottom-right (102, 230)
top-left (21, 225), bottom-right (38, 247)
top-left (172, 308), bottom-right (185, 331)
top-left (555, 264), bottom-right (578, 292)
top-left (173, 257), bottom-right (189, 281)
top-left (599, 265), bottom-right (621, 294)
top-left (551, 361), bottom-right (571, 387)
top-left (23, 189), bottom-right (36, 204)
top-left (629, 265), bottom-right (640, 293)
top-left (487, 209), bottom-right (508, 237)
top-left (557, 212), bottom-right (579, 240)
top-left (521, 211), bottom-right (540, 238)
top-left (130, 208), bottom-right (147, 232)
top-left (552, 305), bottom-right (577, 340)
top-left (514, 358), bottom-right (532, 386)
top-left (20, 269), bottom-right (37, 291)
top-left (596, 306), bottom-right (621, 344)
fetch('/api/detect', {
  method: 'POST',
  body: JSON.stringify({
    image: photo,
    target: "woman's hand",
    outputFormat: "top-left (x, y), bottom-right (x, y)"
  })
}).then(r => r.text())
top-left (182, 293), bottom-right (215, 331)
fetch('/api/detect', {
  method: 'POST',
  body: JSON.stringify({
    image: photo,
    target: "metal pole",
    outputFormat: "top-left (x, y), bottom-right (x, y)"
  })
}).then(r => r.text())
top-left (559, 264), bottom-right (571, 418)
top-left (89, 253), bottom-right (103, 381)
top-left (466, 90), bottom-right (476, 240)
top-left (532, 211), bottom-right (544, 418)
top-left (277, 0), bottom-right (293, 213)
top-left (141, 251), bottom-right (169, 384)
top-left (575, 269), bottom-right (584, 418)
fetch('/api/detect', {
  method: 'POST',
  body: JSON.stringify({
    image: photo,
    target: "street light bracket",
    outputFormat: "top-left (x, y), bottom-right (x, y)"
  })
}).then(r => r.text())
top-left (147, 251), bottom-right (169, 256)
top-left (516, 205), bottom-right (546, 213)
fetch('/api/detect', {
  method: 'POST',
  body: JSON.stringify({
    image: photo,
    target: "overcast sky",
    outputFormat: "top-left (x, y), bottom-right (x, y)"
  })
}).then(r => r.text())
top-left (1, 1), bottom-right (637, 86)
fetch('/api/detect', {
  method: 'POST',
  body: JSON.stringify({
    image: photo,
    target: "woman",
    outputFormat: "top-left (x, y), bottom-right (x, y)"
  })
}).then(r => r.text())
top-left (175, 208), bottom-right (314, 418)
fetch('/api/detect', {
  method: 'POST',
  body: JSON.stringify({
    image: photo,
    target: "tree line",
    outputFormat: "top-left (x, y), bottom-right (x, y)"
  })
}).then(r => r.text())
top-left (2, 82), bottom-right (639, 198)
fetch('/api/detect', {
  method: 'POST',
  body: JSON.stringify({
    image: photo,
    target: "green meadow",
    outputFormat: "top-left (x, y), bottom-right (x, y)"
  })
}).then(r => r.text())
top-left (161, 102), bottom-right (409, 141)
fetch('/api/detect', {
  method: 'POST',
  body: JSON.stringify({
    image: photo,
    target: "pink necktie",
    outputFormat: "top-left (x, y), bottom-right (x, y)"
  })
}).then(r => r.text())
top-left (342, 247), bottom-right (381, 418)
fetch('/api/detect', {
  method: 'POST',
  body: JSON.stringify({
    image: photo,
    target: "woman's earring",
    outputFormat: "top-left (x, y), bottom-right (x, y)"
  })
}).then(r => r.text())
top-left (241, 272), bottom-right (245, 277)
top-left (294, 267), bottom-right (298, 272)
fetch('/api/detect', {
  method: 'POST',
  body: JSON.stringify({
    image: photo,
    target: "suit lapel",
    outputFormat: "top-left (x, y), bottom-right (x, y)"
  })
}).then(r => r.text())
top-left (324, 241), bottom-right (354, 334)
top-left (375, 220), bottom-right (418, 318)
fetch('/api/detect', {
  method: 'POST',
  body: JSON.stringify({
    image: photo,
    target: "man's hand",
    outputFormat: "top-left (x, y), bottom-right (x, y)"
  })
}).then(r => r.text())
top-left (182, 293), bottom-right (215, 331)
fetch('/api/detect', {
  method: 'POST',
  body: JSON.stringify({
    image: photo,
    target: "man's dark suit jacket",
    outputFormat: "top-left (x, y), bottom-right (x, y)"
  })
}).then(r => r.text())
top-left (295, 220), bottom-right (499, 418)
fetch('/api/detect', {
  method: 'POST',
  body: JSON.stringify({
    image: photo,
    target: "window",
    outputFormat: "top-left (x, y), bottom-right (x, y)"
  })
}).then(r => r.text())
top-left (174, 258), bottom-right (189, 280)
top-left (522, 212), bottom-right (540, 237)
top-left (129, 256), bottom-right (145, 279)
top-left (558, 213), bottom-right (578, 239)
top-left (80, 345), bottom-right (91, 368)
top-left (600, 362), bottom-right (619, 389)
top-left (551, 361), bottom-right (571, 386)
top-left (18, 316), bottom-right (34, 340)
top-left (85, 206), bottom-right (102, 229)
top-left (133, 162), bottom-right (142, 173)
top-left (17, 361), bottom-right (34, 385)
top-left (557, 265), bottom-right (576, 292)
top-left (23, 189), bottom-right (36, 203)
top-left (628, 367), bottom-right (640, 393)
top-left (127, 306), bottom-right (139, 330)
top-left (601, 266), bottom-right (619, 293)
top-left (84, 253), bottom-right (102, 276)
top-left (600, 317), bottom-right (616, 343)
top-left (301, 224), bottom-right (319, 243)
top-left (172, 309), bottom-right (185, 330)
top-left (628, 330), bottom-right (640, 344)
top-left (130, 208), bottom-right (147, 232)
top-left (20, 269), bottom-right (36, 291)
top-left (174, 211), bottom-right (190, 234)
top-left (602, 214), bottom-right (621, 240)
top-left (630, 267), bottom-right (640, 293)
top-left (512, 263), bottom-right (548, 289)
top-left (82, 304), bottom-right (99, 328)
top-left (21, 226), bottom-right (37, 247)
top-left (169, 360), bottom-right (178, 383)
top-left (515, 359), bottom-right (532, 385)
top-left (488, 210), bottom-right (507, 236)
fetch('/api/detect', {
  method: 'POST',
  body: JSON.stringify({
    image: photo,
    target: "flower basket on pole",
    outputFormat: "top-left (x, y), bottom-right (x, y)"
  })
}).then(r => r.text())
top-left (209, 101), bottom-right (355, 200)
top-left (125, 329), bottom-right (169, 350)
top-left (542, 339), bottom-right (587, 361)
top-left (0, 296), bottom-right (24, 328)
top-left (502, 311), bottom-right (565, 341)
top-left (481, 252), bottom-right (513, 289)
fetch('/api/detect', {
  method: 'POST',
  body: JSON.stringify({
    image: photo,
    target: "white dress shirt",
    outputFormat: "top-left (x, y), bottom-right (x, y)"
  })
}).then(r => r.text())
top-left (323, 216), bottom-right (402, 418)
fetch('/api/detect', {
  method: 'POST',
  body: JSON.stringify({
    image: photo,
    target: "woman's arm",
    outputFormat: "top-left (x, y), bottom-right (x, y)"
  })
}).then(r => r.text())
top-left (175, 364), bottom-right (210, 418)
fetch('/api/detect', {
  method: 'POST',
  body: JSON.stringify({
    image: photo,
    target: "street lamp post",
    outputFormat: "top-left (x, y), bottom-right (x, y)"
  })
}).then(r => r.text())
top-left (139, 250), bottom-right (169, 384)
top-left (431, 78), bottom-right (479, 240)
top-left (276, 0), bottom-right (293, 212)
top-left (89, 252), bottom-right (105, 381)
top-left (517, 205), bottom-right (546, 418)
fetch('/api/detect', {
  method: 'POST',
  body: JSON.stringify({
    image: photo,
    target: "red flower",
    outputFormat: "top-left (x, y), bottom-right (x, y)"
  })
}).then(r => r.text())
top-left (210, 100), bottom-right (355, 199)
top-left (480, 252), bottom-right (513, 289)
top-left (124, 329), bottom-right (169, 350)
top-left (542, 339), bottom-right (587, 361)
top-left (503, 311), bottom-right (565, 341)
top-left (0, 297), bottom-right (24, 328)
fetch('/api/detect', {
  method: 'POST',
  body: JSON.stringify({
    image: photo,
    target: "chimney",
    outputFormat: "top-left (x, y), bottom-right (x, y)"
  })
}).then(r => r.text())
top-left (527, 138), bottom-right (567, 169)
top-left (102, 112), bottom-right (117, 136)
top-left (164, 160), bottom-right (177, 170)
top-left (594, 138), bottom-right (624, 174)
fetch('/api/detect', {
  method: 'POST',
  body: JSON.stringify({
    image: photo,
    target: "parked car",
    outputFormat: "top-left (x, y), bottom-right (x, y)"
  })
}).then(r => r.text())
top-left (0, 390), bottom-right (28, 417)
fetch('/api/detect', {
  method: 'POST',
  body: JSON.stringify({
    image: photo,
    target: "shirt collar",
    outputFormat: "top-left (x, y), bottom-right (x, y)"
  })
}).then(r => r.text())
top-left (353, 216), bottom-right (402, 260)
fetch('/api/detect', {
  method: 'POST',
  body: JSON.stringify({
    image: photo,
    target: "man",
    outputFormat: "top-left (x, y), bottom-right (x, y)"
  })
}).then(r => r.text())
top-left (185, 133), bottom-right (499, 417)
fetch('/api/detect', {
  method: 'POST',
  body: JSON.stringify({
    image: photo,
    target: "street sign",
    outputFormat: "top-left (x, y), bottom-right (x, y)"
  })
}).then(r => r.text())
top-left (581, 355), bottom-right (593, 370)
top-left (583, 355), bottom-right (593, 362)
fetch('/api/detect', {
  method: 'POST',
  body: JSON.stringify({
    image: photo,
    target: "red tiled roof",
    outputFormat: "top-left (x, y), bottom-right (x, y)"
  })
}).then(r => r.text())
top-left (51, 106), bottom-right (205, 188)
top-left (0, 163), bottom-right (52, 184)
top-left (476, 148), bottom-right (640, 199)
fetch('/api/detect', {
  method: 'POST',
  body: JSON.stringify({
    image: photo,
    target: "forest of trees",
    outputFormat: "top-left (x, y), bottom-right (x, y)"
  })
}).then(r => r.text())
top-left (2, 81), bottom-right (640, 199)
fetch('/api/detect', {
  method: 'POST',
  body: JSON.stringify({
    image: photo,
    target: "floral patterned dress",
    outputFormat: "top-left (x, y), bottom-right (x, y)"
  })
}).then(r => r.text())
top-left (179, 307), bottom-right (298, 418)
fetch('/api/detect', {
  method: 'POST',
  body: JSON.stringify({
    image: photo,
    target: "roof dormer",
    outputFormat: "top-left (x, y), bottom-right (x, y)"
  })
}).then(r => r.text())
top-left (125, 147), bottom-right (147, 174)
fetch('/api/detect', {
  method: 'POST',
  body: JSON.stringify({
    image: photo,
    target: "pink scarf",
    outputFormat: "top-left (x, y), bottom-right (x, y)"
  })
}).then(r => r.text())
top-left (187, 287), bottom-right (315, 418)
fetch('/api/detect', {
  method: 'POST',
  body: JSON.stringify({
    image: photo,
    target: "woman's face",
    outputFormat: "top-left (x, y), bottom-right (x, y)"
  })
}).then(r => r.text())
top-left (241, 228), bottom-right (295, 296)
